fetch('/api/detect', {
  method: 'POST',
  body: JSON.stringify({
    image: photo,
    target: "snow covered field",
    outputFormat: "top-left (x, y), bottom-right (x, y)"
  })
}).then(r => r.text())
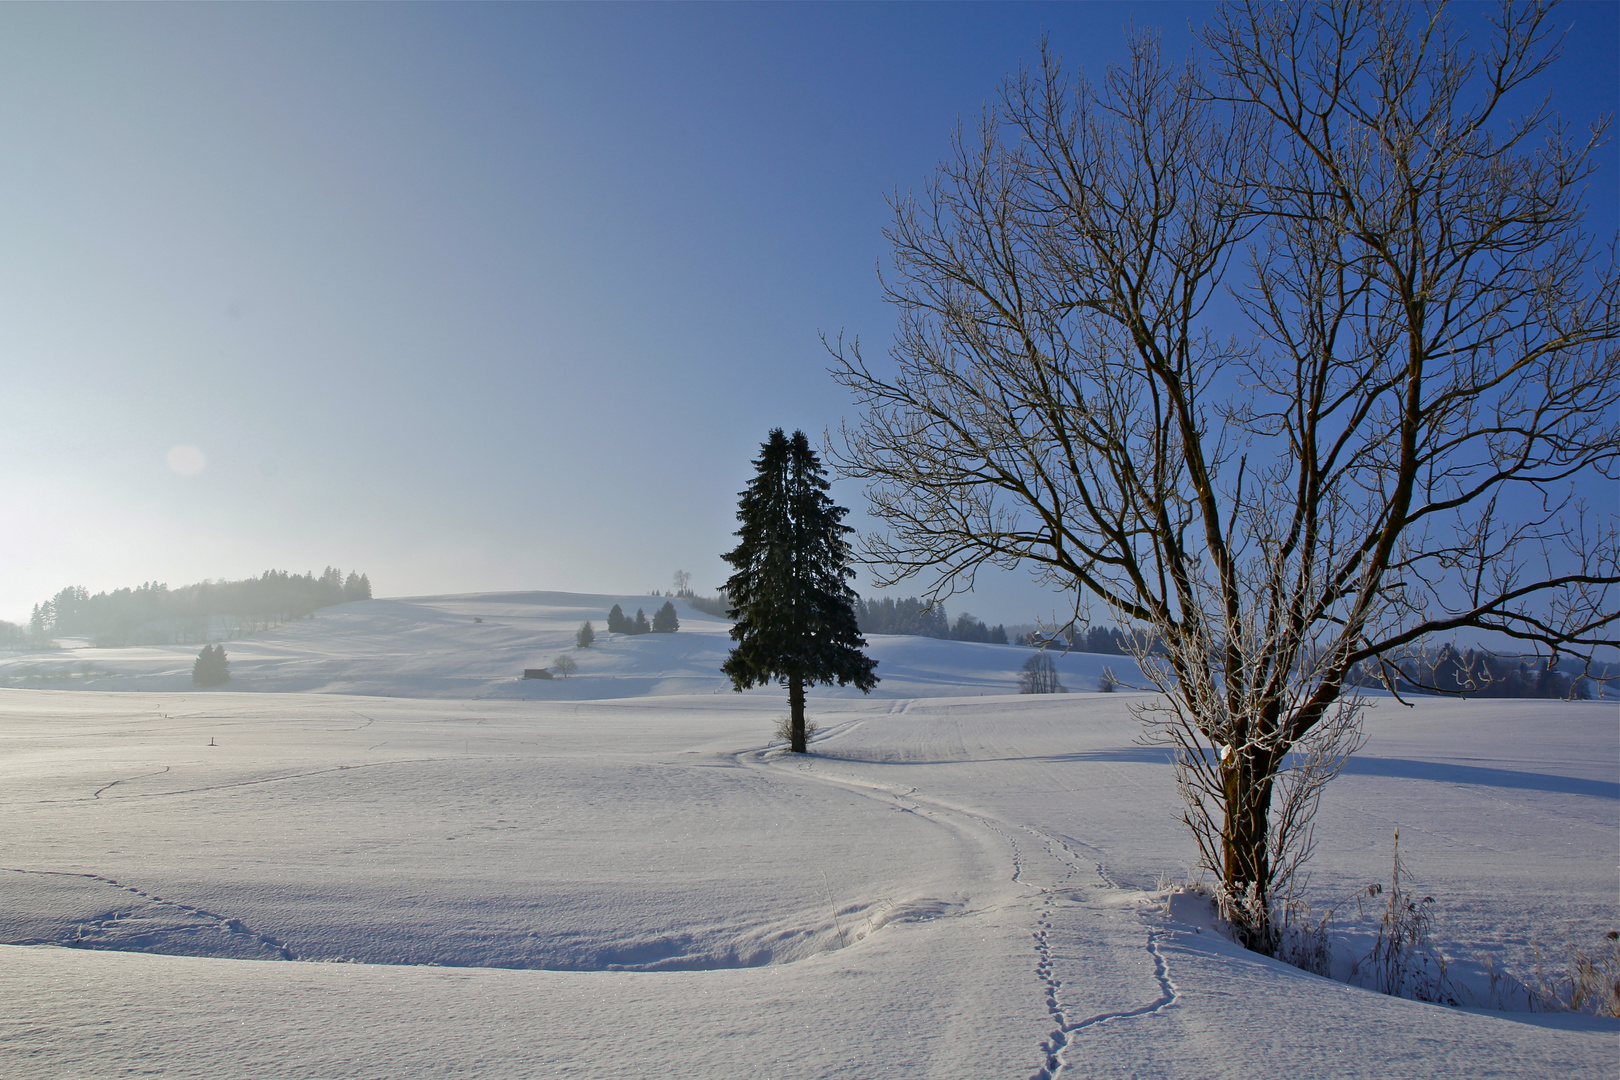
top-left (0, 593), bottom-right (1615, 1078)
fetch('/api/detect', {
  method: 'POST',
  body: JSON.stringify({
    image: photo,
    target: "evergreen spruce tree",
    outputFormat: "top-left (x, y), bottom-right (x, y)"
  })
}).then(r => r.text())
top-left (607, 604), bottom-right (628, 634)
top-left (192, 644), bottom-right (230, 687)
top-left (633, 608), bottom-right (651, 635)
top-left (343, 571), bottom-right (372, 602)
top-left (320, 567), bottom-right (344, 604)
top-left (722, 429), bottom-right (877, 752)
top-left (576, 621), bottom-right (595, 648)
top-left (652, 601), bottom-right (679, 633)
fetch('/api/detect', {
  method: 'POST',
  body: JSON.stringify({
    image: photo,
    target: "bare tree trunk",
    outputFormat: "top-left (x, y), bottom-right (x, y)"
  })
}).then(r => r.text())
top-left (1221, 756), bottom-right (1275, 951)
top-left (788, 675), bottom-right (807, 753)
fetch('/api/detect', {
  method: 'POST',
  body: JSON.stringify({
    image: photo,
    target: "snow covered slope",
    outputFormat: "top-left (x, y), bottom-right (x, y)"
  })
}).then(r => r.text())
top-left (0, 593), bottom-right (1614, 1078)
top-left (0, 590), bottom-right (1135, 698)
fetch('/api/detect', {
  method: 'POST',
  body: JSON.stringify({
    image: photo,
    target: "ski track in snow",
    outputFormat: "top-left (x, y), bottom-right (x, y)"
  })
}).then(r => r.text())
top-left (1029, 921), bottom-right (1181, 1080)
top-left (91, 766), bottom-right (169, 800)
top-left (88, 758), bottom-right (432, 801)
top-left (739, 741), bottom-right (1183, 1080)
top-left (0, 867), bottom-right (296, 960)
top-left (1012, 825), bottom-right (1179, 1080)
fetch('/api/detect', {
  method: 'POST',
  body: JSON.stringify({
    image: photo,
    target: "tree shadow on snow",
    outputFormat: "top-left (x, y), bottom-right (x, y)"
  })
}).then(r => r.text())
top-left (812, 746), bottom-right (1617, 800)
top-left (1337, 756), bottom-right (1618, 800)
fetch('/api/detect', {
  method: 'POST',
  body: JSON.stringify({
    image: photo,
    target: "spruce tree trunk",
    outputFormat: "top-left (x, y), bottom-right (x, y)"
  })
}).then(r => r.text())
top-left (788, 675), bottom-right (807, 753)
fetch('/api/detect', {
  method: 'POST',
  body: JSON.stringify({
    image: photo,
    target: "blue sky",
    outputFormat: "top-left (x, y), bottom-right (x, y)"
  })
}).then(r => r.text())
top-left (1, 2), bottom-right (1615, 626)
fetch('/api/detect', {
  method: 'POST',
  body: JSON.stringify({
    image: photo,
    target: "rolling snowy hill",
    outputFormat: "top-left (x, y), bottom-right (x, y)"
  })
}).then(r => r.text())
top-left (0, 591), bottom-right (1138, 699)
top-left (0, 593), bottom-right (1613, 1079)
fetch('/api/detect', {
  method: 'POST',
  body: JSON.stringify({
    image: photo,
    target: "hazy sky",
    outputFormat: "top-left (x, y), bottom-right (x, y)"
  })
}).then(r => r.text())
top-left (2, 2), bottom-right (1615, 626)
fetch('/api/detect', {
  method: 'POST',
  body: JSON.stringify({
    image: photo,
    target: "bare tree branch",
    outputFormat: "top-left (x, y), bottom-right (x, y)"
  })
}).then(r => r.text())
top-left (829, 1), bottom-right (1619, 953)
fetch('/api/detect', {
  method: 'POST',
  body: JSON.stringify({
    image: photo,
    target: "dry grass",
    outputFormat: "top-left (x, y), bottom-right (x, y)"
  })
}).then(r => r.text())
top-left (772, 714), bottom-right (819, 745)
top-left (1532, 932), bottom-right (1620, 1017)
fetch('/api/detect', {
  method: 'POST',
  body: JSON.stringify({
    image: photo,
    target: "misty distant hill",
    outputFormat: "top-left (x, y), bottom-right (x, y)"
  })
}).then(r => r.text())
top-left (0, 590), bottom-right (1136, 699)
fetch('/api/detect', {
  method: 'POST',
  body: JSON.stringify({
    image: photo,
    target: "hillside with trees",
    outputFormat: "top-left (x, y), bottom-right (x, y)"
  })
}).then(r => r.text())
top-left (854, 596), bottom-right (1007, 645)
top-left (21, 567), bottom-right (373, 647)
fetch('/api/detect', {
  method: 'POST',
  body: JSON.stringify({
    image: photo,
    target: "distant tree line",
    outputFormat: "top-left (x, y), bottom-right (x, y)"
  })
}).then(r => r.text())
top-left (1353, 646), bottom-right (1604, 700)
top-left (15, 567), bottom-right (373, 647)
top-left (1024, 624), bottom-right (1155, 655)
top-left (854, 596), bottom-right (1008, 645)
top-left (683, 592), bottom-right (732, 619)
top-left (607, 601), bottom-right (679, 636)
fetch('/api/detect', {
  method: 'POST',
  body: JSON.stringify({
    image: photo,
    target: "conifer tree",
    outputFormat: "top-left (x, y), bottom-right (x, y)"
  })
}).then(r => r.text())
top-left (192, 644), bottom-right (230, 687)
top-left (320, 567), bottom-right (345, 605)
top-left (576, 621), bottom-right (595, 648)
top-left (343, 571), bottom-right (372, 602)
top-left (722, 429), bottom-right (877, 751)
top-left (652, 601), bottom-right (679, 633)
top-left (607, 604), bottom-right (627, 634)
top-left (633, 608), bottom-right (651, 635)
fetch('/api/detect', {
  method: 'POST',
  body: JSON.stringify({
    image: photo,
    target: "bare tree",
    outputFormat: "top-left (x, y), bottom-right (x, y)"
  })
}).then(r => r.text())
top-left (830, 0), bottom-right (1618, 952)
top-left (1018, 651), bottom-right (1067, 694)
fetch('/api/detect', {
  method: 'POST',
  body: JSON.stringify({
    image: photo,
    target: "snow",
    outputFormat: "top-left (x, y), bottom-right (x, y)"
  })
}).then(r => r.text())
top-left (0, 592), bottom-right (1133, 698)
top-left (0, 592), bottom-right (1614, 1078)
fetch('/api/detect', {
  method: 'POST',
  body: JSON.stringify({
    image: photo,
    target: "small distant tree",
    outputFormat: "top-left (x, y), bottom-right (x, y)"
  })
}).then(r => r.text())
top-left (722, 429), bottom-right (878, 752)
top-left (1018, 652), bottom-right (1065, 694)
top-left (192, 644), bottom-right (230, 687)
top-left (576, 621), bottom-right (595, 648)
top-left (607, 604), bottom-right (628, 634)
top-left (633, 608), bottom-right (651, 635)
top-left (551, 654), bottom-right (578, 677)
top-left (672, 570), bottom-right (692, 597)
top-left (652, 601), bottom-right (680, 633)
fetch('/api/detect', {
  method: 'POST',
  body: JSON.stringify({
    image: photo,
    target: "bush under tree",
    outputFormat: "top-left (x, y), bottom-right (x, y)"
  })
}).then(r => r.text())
top-left (722, 429), bottom-right (878, 752)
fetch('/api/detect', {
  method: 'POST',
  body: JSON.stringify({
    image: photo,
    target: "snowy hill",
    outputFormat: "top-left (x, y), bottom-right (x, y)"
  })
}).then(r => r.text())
top-left (0, 592), bottom-right (1614, 1079)
top-left (0, 590), bottom-right (1137, 699)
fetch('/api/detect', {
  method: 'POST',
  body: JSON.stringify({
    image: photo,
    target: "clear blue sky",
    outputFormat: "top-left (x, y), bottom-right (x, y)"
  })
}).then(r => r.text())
top-left (2, 2), bottom-right (1615, 626)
